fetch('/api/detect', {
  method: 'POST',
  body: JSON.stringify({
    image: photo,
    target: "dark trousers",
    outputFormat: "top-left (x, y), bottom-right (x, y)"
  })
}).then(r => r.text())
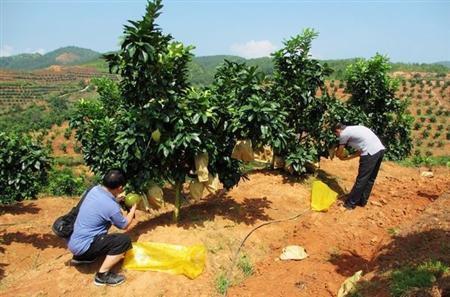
top-left (73, 233), bottom-right (132, 261)
top-left (346, 150), bottom-right (384, 207)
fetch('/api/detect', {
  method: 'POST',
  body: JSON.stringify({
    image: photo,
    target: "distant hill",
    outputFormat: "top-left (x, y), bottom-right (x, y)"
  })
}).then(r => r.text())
top-left (0, 46), bottom-right (101, 70)
top-left (1, 46), bottom-right (449, 84)
top-left (434, 61), bottom-right (450, 68)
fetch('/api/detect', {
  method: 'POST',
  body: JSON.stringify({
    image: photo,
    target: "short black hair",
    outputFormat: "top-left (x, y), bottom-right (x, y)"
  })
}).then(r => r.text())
top-left (333, 123), bottom-right (347, 131)
top-left (102, 169), bottom-right (127, 189)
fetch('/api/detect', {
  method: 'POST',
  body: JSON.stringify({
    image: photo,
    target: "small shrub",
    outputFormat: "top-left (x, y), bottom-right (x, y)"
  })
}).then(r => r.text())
top-left (437, 124), bottom-right (444, 131)
top-left (0, 132), bottom-right (51, 204)
top-left (416, 109), bottom-right (421, 115)
top-left (427, 141), bottom-right (434, 147)
top-left (238, 254), bottom-right (254, 277)
top-left (215, 273), bottom-right (231, 295)
top-left (422, 130), bottom-right (430, 139)
top-left (425, 107), bottom-right (433, 115)
top-left (437, 140), bottom-right (444, 147)
top-left (63, 128), bottom-right (72, 139)
top-left (413, 122), bottom-right (422, 130)
top-left (415, 139), bottom-right (423, 146)
top-left (59, 142), bottom-right (67, 153)
top-left (425, 150), bottom-right (433, 157)
top-left (419, 116), bottom-right (426, 123)
top-left (46, 167), bottom-right (85, 196)
top-left (433, 132), bottom-right (441, 139)
top-left (429, 115), bottom-right (437, 123)
top-left (426, 124), bottom-right (432, 131)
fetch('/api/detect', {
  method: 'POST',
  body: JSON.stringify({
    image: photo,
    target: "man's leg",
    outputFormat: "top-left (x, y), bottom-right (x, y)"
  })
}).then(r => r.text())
top-left (345, 155), bottom-right (376, 208)
top-left (359, 150), bottom-right (384, 206)
top-left (98, 254), bottom-right (125, 273)
top-left (93, 233), bottom-right (132, 286)
top-left (72, 233), bottom-right (132, 286)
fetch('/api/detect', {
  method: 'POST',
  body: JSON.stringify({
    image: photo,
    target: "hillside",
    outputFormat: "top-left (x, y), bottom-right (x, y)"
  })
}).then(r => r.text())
top-left (0, 47), bottom-right (101, 70)
top-left (3, 46), bottom-right (449, 84)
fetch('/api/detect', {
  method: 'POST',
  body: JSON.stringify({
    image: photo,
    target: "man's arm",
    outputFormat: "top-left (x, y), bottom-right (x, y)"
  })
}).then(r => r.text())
top-left (124, 204), bottom-right (137, 230)
top-left (336, 144), bottom-right (361, 160)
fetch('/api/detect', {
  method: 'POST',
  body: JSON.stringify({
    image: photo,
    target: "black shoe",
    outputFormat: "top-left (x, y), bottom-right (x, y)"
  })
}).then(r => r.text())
top-left (357, 201), bottom-right (367, 207)
top-left (343, 202), bottom-right (356, 210)
top-left (94, 271), bottom-right (125, 286)
top-left (70, 258), bottom-right (96, 265)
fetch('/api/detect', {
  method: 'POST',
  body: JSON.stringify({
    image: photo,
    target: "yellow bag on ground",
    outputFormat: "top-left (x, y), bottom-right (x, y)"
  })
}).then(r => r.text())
top-left (311, 180), bottom-right (338, 212)
top-left (231, 139), bottom-right (254, 162)
top-left (123, 242), bottom-right (206, 279)
top-left (195, 153), bottom-right (209, 182)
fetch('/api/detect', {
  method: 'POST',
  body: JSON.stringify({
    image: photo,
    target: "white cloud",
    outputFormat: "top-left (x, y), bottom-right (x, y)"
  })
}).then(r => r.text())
top-left (230, 40), bottom-right (277, 58)
top-left (25, 48), bottom-right (46, 55)
top-left (35, 48), bottom-right (46, 55)
top-left (0, 45), bottom-right (14, 57)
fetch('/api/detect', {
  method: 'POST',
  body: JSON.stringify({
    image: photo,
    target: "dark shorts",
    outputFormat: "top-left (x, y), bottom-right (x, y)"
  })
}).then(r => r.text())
top-left (73, 233), bottom-right (132, 261)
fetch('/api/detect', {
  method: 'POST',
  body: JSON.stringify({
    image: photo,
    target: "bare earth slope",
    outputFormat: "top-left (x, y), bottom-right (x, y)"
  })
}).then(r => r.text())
top-left (1, 159), bottom-right (449, 297)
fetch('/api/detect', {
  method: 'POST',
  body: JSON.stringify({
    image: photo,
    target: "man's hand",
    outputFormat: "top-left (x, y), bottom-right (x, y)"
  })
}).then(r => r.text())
top-left (336, 145), bottom-right (361, 161)
top-left (125, 203), bottom-right (137, 229)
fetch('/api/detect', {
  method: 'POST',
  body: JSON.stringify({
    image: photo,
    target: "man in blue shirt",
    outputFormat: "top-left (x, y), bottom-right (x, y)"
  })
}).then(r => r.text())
top-left (68, 169), bottom-right (137, 286)
top-left (333, 123), bottom-right (385, 210)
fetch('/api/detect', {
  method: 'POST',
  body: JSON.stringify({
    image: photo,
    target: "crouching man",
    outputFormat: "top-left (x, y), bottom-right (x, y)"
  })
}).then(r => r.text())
top-left (68, 169), bottom-right (137, 286)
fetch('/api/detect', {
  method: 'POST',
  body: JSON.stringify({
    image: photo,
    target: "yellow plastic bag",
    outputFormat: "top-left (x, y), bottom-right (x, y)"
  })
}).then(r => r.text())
top-left (311, 180), bottom-right (338, 212)
top-left (123, 242), bottom-right (206, 279)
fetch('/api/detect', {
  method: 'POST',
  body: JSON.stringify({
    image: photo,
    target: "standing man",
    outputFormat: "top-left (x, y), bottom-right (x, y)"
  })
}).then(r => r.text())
top-left (68, 169), bottom-right (137, 286)
top-left (333, 123), bottom-right (385, 209)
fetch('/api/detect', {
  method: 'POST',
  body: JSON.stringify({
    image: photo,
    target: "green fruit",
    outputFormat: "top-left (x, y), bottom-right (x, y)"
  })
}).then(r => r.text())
top-left (125, 193), bottom-right (141, 207)
top-left (151, 129), bottom-right (161, 142)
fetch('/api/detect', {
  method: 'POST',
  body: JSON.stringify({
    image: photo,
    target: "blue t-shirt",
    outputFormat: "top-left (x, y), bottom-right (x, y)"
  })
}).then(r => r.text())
top-left (68, 185), bottom-right (128, 256)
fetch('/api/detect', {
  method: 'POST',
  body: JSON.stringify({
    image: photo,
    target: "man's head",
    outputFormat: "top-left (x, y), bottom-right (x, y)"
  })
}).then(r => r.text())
top-left (333, 123), bottom-right (347, 137)
top-left (103, 169), bottom-right (127, 197)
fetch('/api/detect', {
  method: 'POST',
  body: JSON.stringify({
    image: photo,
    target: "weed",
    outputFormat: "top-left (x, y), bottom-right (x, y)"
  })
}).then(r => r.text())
top-left (215, 273), bottom-right (231, 295)
top-left (387, 227), bottom-right (399, 236)
top-left (238, 254), bottom-right (254, 277)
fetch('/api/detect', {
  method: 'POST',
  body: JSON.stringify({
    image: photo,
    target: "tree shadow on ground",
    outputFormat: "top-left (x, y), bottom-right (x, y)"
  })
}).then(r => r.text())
top-left (316, 169), bottom-right (347, 197)
top-left (0, 231), bottom-right (66, 250)
top-left (0, 262), bottom-right (6, 281)
top-left (329, 229), bottom-right (450, 296)
top-left (131, 192), bottom-right (273, 238)
top-left (0, 202), bottom-right (41, 216)
top-left (256, 168), bottom-right (310, 186)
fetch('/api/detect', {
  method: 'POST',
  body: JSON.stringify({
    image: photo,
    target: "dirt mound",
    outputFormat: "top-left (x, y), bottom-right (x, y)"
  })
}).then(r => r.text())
top-left (55, 53), bottom-right (80, 64)
top-left (0, 159), bottom-right (449, 296)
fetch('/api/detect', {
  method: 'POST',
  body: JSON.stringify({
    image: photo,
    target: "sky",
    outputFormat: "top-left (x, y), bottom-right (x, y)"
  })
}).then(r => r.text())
top-left (1, 0), bottom-right (450, 63)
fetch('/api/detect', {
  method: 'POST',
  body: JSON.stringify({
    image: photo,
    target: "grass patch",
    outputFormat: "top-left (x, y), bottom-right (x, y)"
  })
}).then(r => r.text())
top-left (390, 260), bottom-right (449, 297)
top-left (387, 227), bottom-right (399, 236)
top-left (53, 155), bottom-right (85, 166)
top-left (398, 155), bottom-right (450, 167)
top-left (237, 254), bottom-right (254, 277)
top-left (215, 273), bottom-right (231, 295)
